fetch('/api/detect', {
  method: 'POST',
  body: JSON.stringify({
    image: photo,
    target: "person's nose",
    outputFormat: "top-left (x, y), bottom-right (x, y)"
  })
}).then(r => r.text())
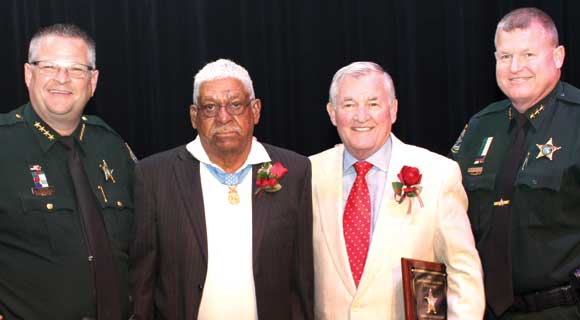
top-left (510, 55), bottom-right (523, 73)
top-left (353, 105), bottom-right (370, 122)
top-left (215, 104), bottom-right (233, 123)
top-left (53, 66), bottom-right (72, 83)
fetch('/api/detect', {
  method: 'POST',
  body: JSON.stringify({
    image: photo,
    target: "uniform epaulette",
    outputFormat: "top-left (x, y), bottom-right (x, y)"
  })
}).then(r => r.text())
top-left (0, 106), bottom-right (26, 127)
top-left (81, 114), bottom-right (138, 162)
top-left (471, 99), bottom-right (511, 119)
top-left (557, 82), bottom-right (580, 106)
top-left (81, 114), bottom-right (122, 137)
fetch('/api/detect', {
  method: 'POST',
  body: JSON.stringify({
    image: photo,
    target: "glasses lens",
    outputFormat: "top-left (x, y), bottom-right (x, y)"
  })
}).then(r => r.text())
top-left (33, 61), bottom-right (91, 79)
top-left (200, 101), bottom-right (251, 117)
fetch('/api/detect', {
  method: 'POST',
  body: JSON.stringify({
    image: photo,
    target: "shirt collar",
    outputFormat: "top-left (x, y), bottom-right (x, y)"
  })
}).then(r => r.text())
top-left (186, 135), bottom-right (271, 173)
top-left (343, 135), bottom-right (392, 174)
top-left (24, 103), bottom-right (87, 154)
top-left (508, 83), bottom-right (559, 131)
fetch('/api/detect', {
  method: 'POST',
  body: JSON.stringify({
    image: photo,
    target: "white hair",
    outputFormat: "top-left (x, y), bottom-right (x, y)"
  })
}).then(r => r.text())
top-left (328, 61), bottom-right (396, 107)
top-left (193, 59), bottom-right (255, 104)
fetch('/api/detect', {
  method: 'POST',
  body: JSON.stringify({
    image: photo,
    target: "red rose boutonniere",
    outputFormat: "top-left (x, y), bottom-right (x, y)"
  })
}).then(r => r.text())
top-left (392, 165), bottom-right (424, 214)
top-left (255, 162), bottom-right (288, 195)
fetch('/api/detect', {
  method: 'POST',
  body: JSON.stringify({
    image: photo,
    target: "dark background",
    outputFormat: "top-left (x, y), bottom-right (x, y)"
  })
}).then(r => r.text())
top-left (2, 0), bottom-right (580, 159)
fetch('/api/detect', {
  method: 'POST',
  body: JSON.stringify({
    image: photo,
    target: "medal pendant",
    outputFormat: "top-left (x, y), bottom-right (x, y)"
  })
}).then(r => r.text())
top-left (228, 186), bottom-right (240, 205)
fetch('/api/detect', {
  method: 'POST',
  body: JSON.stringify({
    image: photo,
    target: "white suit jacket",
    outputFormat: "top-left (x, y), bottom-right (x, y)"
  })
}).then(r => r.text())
top-left (310, 134), bottom-right (485, 320)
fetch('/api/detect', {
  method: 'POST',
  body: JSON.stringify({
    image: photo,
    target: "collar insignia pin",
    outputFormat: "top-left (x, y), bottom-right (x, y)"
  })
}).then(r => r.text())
top-left (530, 105), bottom-right (544, 119)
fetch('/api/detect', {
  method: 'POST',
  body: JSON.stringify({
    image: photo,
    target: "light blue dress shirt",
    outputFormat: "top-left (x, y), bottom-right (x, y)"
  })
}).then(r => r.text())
top-left (342, 137), bottom-right (392, 239)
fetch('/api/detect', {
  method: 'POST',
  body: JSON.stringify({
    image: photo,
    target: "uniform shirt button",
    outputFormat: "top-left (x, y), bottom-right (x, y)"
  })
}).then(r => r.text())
top-left (46, 203), bottom-right (54, 210)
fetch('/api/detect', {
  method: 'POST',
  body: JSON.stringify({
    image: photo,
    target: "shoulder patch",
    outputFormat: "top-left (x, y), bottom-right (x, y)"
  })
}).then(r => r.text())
top-left (451, 124), bottom-right (468, 154)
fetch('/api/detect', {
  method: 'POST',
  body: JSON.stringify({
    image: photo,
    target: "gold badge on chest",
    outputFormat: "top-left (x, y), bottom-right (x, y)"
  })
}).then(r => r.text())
top-left (535, 138), bottom-right (561, 160)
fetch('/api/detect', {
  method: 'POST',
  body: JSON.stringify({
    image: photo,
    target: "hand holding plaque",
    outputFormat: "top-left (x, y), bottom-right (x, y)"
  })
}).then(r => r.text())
top-left (401, 258), bottom-right (448, 320)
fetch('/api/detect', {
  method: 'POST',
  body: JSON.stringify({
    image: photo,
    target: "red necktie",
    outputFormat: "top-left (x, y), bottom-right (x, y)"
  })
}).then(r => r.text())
top-left (343, 161), bottom-right (373, 287)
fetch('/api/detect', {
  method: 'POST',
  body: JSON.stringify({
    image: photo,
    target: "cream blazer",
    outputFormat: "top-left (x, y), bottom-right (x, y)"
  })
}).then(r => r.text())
top-left (310, 134), bottom-right (485, 320)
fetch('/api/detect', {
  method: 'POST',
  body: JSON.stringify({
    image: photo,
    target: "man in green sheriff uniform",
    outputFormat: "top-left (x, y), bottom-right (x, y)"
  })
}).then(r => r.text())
top-left (0, 24), bottom-right (135, 319)
top-left (451, 7), bottom-right (580, 320)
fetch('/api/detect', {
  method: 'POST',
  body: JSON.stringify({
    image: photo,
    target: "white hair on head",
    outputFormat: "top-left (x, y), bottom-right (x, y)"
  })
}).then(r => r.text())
top-left (193, 59), bottom-right (255, 105)
top-left (328, 61), bottom-right (396, 107)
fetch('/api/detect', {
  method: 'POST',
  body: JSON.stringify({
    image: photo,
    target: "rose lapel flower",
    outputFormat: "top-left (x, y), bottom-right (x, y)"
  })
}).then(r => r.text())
top-left (392, 165), bottom-right (424, 214)
top-left (255, 162), bottom-right (288, 195)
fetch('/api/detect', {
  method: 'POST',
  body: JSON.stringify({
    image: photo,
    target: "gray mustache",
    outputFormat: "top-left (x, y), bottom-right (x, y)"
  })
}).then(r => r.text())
top-left (211, 125), bottom-right (242, 135)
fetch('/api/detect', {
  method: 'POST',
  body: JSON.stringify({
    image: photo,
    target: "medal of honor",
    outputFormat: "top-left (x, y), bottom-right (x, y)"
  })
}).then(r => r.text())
top-left (228, 186), bottom-right (240, 205)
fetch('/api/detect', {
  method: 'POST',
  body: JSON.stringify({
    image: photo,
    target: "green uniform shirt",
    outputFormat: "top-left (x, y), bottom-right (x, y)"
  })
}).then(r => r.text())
top-left (0, 103), bottom-right (135, 319)
top-left (451, 82), bottom-right (580, 295)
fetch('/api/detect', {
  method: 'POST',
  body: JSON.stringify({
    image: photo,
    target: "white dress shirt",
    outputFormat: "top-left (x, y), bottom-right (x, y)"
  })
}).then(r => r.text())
top-left (187, 136), bottom-right (270, 320)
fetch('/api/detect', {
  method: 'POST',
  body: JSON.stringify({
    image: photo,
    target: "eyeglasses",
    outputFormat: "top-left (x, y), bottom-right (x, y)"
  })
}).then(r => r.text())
top-left (29, 60), bottom-right (95, 79)
top-left (197, 100), bottom-right (253, 118)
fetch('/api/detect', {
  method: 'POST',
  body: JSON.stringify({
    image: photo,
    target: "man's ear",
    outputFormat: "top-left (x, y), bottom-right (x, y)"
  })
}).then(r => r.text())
top-left (553, 45), bottom-right (565, 69)
top-left (390, 98), bottom-right (398, 124)
top-left (251, 99), bottom-right (262, 125)
top-left (24, 63), bottom-right (32, 89)
top-left (326, 102), bottom-right (337, 126)
top-left (189, 104), bottom-right (198, 129)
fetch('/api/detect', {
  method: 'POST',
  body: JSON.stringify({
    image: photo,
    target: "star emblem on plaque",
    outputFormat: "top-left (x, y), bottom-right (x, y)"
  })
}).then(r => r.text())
top-left (425, 288), bottom-right (439, 314)
top-left (535, 138), bottom-right (561, 160)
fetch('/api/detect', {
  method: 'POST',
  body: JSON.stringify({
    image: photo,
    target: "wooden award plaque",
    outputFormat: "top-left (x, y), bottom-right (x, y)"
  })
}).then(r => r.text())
top-left (401, 258), bottom-right (448, 320)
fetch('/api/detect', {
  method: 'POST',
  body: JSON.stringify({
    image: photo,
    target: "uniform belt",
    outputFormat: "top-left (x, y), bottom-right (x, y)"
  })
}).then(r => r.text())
top-left (511, 284), bottom-right (578, 312)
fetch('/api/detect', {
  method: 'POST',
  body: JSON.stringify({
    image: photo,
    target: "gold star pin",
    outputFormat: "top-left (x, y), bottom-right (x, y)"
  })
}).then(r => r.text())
top-left (536, 138), bottom-right (561, 160)
top-left (99, 160), bottom-right (116, 183)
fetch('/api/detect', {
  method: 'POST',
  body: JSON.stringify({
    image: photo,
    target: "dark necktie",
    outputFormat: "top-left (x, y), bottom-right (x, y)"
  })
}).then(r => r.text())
top-left (343, 161), bottom-right (373, 287)
top-left (482, 113), bottom-right (527, 316)
top-left (60, 136), bottom-right (122, 320)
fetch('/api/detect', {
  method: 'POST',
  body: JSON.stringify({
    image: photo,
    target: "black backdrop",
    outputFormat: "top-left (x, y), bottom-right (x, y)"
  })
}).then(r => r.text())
top-left (2, 0), bottom-right (580, 159)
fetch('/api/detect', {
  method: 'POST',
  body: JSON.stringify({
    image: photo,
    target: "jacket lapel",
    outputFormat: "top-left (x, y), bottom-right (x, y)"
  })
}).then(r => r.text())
top-left (316, 145), bottom-right (357, 295)
top-left (251, 159), bottom-right (277, 275)
top-left (173, 147), bottom-right (208, 264)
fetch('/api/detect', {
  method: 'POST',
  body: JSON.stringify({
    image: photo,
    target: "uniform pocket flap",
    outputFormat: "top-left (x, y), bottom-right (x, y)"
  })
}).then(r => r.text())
top-left (463, 173), bottom-right (496, 191)
top-left (19, 193), bottom-right (75, 212)
top-left (98, 183), bottom-right (134, 209)
top-left (516, 170), bottom-right (562, 191)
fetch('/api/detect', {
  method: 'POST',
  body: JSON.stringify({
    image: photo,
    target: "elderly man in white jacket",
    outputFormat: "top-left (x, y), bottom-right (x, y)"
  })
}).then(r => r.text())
top-left (310, 61), bottom-right (485, 320)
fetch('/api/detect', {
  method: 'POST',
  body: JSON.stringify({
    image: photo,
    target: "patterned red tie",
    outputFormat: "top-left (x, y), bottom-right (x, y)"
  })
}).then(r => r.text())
top-left (343, 161), bottom-right (373, 287)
